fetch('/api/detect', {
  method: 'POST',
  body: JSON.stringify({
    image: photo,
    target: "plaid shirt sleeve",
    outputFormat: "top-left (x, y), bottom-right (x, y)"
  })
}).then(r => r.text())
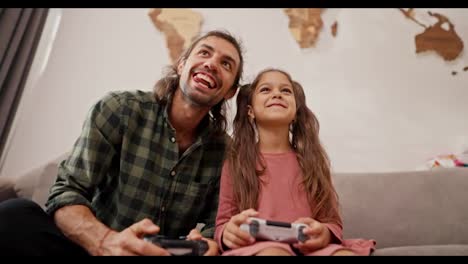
top-left (45, 92), bottom-right (123, 215)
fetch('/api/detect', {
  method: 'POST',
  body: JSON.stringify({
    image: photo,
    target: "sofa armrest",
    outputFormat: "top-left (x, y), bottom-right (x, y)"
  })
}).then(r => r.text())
top-left (0, 178), bottom-right (18, 202)
top-left (1, 152), bottom-right (68, 208)
top-left (14, 153), bottom-right (68, 208)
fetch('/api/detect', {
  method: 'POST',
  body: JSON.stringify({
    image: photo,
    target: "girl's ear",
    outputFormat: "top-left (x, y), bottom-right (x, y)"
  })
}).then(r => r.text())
top-left (247, 105), bottom-right (255, 121)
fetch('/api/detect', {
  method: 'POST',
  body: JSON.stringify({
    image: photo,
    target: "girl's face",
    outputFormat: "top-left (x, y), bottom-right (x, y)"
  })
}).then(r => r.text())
top-left (249, 71), bottom-right (297, 127)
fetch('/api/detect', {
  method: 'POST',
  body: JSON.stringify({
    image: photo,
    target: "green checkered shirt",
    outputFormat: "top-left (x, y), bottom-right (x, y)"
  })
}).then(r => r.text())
top-left (45, 90), bottom-right (227, 238)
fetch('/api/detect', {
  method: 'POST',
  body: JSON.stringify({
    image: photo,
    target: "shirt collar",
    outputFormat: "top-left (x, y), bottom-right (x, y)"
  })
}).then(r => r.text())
top-left (162, 98), bottom-right (214, 144)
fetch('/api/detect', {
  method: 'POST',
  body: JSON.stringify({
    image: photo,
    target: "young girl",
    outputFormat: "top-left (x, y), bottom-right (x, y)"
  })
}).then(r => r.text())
top-left (214, 68), bottom-right (376, 256)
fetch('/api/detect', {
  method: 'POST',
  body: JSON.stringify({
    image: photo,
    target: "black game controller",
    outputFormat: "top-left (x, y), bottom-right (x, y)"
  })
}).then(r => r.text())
top-left (143, 235), bottom-right (209, 256)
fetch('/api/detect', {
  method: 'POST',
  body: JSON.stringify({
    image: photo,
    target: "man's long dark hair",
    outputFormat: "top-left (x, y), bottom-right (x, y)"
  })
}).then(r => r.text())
top-left (153, 30), bottom-right (244, 137)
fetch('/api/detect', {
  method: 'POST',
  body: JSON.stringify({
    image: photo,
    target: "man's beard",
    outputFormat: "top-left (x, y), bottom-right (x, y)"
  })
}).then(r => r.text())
top-left (180, 82), bottom-right (217, 108)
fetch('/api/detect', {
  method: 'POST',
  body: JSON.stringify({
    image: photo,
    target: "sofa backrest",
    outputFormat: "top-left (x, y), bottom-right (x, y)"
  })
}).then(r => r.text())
top-left (4, 152), bottom-right (468, 249)
top-left (333, 168), bottom-right (468, 248)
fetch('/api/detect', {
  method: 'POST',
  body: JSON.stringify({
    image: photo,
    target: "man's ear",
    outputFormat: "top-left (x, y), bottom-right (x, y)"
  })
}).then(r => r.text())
top-left (224, 87), bottom-right (238, 100)
top-left (177, 59), bottom-right (185, 75)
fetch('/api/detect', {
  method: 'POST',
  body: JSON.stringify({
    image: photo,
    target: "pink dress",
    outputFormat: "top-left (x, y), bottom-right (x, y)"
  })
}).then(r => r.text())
top-left (214, 151), bottom-right (376, 256)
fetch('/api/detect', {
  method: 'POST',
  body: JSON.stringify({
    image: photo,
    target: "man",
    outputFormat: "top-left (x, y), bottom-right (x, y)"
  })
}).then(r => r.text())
top-left (0, 30), bottom-right (244, 256)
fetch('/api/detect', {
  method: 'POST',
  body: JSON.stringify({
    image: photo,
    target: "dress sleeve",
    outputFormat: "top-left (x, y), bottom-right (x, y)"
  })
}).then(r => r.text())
top-left (318, 189), bottom-right (344, 244)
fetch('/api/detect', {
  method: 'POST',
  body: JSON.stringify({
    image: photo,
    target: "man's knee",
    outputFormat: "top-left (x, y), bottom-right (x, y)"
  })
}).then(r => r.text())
top-left (0, 198), bottom-right (46, 228)
top-left (0, 198), bottom-right (41, 210)
top-left (0, 198), bottom-right (43, 216)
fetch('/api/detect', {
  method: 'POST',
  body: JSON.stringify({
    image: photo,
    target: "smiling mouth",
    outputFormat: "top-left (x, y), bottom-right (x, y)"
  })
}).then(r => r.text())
top-left (267, 103), bottom-right (287, 108)
top-left (192, 72), bottom-right (217, 89)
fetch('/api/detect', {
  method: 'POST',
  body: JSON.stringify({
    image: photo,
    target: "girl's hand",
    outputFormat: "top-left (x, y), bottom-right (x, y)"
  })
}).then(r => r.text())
top-left (221, 208), bottom-right (259, 249)
top-left (292, 217), bottom-right (331, 254)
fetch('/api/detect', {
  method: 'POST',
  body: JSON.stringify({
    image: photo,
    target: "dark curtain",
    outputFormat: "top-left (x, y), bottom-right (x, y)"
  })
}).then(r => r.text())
top-left (0, 8), bottom-right (49, 157)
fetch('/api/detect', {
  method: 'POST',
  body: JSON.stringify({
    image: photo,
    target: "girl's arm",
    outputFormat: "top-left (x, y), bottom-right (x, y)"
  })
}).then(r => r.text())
top-left (214, 162), bottom-right (238, 251)
top-left (214, 163), bottom-right (258, 251)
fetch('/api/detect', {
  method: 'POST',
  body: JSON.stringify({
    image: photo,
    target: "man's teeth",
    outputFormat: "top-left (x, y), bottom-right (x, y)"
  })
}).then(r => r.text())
top-left (198, 74), bottom-right (215, 88)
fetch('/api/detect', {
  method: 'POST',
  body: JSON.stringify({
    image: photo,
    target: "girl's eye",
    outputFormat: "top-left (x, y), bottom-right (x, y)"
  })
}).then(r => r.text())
top-left (282, 88), bottom-right (292, 94)
top-left (259, 87), bottom-right (269, 92)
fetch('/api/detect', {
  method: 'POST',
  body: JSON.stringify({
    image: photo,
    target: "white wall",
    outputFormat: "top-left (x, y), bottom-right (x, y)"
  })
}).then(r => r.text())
top-left (1, 8), bottom-right (467, 178)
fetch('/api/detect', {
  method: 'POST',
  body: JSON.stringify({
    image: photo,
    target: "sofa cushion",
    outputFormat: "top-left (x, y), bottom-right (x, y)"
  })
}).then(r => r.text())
top-left (372, 244), bottom-right (468, 256)
top-left (333, 168), bottom-right (468, 248)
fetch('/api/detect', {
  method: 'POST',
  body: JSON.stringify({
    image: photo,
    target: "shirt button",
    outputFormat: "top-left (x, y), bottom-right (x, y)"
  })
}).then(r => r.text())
top-left (161, 206), bottom-right (165, 212)
top-left (170, 137), bottom-right (176, 143)
top-left (170, 170), bottom-right (176, 176)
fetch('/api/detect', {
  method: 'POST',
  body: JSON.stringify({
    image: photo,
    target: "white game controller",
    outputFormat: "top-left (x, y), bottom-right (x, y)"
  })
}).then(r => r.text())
top-left (240, 217), bottom-right (309, 243)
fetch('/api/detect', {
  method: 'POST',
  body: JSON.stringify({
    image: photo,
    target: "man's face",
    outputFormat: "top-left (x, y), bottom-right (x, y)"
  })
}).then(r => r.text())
top-left (177, 36), bottom-right (240, 107)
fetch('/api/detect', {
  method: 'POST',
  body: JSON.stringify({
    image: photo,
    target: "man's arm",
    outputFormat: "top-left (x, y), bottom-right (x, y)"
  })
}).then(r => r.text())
top-left (46, 92), bottom-right (124, 215)
top-left (55, 205), bottom-right (171, 256)
top-left (46, 93), bottom-right (173, 256)
top-left (54, 205), bottom-right (111, 255)
top-left (45, 93), bottom-right (122, 252)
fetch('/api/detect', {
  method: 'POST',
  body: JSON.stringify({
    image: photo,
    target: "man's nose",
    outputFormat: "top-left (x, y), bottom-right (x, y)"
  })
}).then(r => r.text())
top-left (203, 58), bottom-right (218, 72)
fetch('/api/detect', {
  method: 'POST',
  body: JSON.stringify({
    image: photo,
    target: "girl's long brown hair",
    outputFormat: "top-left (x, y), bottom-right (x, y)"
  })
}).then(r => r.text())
top-left (228, 69), bottom-right (341, 224)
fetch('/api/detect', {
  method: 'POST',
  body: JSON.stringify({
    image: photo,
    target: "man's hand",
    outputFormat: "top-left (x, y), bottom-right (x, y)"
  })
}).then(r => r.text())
top-left (221, 208), bottom-right (258, 250)
top-left (54, 205), bottom-right (170, 256)
top-left (98, 218), bottom-right (171, 256)
top-left (292, 217), bottom-right (331, 254)
top-left (186, 229), bottom-right (218, 256)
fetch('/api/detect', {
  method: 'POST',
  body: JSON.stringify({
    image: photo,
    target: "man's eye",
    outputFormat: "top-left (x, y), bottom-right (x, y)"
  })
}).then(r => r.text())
top-left (222, 61), bottom-right (232, 70)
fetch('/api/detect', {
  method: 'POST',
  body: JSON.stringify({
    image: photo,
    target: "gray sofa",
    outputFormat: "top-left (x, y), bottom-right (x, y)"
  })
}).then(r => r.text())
top-left (334, 168), bottom-right (468, 255)
top-left (1, 153), bottom-right (468, 255)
